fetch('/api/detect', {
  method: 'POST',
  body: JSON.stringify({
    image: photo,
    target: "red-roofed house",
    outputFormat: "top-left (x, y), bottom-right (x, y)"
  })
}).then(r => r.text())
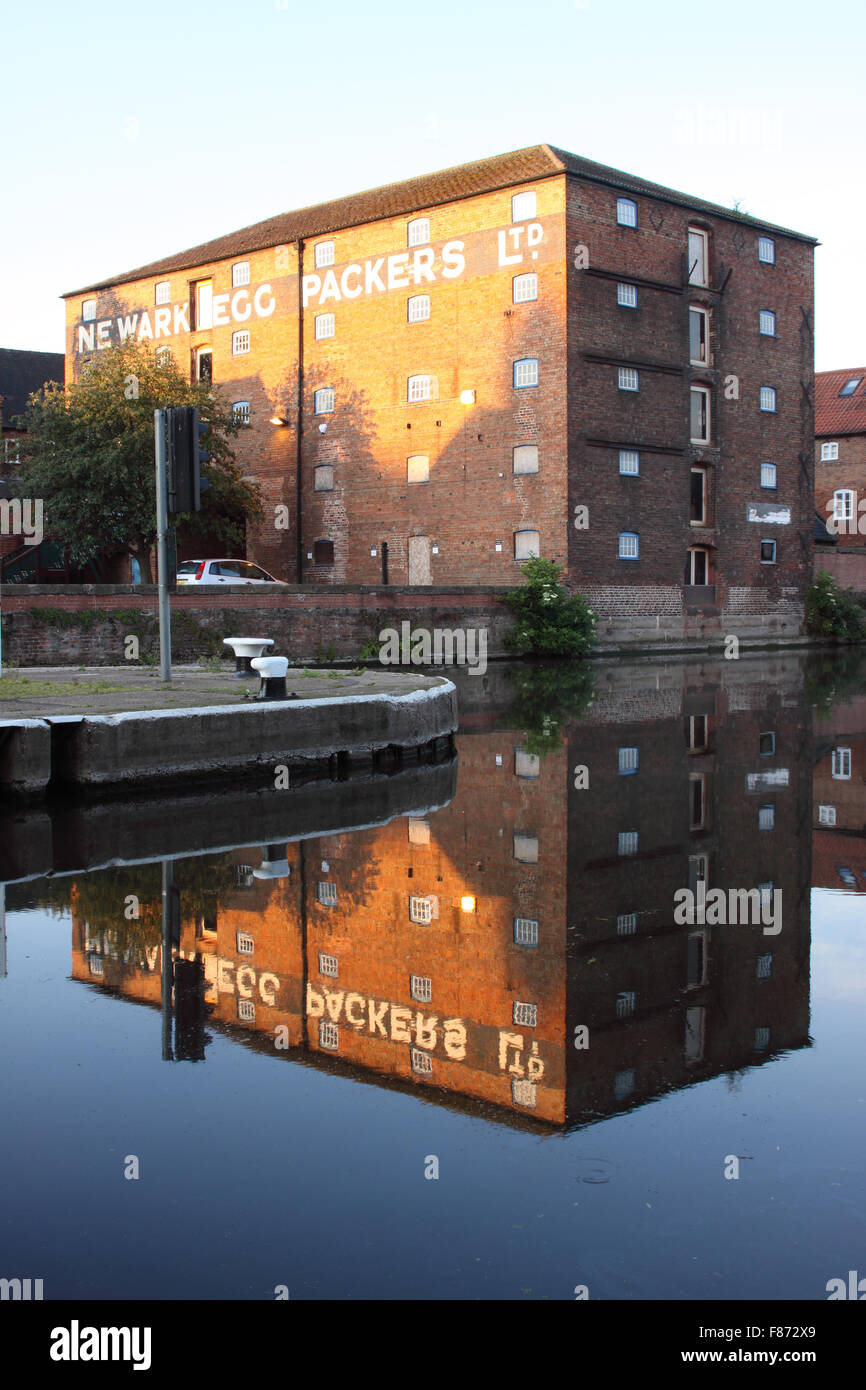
top-left (815, 368), bottom-right (866, 586)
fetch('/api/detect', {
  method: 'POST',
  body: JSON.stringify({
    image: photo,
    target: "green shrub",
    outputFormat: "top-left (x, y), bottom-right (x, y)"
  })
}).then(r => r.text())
top-left (503, 558), bottom-right (596, 658)
top-left (805, 571), bottom-right (866, 642)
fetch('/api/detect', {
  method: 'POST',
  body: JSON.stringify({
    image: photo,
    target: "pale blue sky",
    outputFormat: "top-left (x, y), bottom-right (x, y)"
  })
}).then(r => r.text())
top-left (3, 0), bottom-right (863, 370)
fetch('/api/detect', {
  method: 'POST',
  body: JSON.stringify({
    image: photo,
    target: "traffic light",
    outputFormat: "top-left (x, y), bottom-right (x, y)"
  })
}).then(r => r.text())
top-left (166, 406), bottom-right (210, 514)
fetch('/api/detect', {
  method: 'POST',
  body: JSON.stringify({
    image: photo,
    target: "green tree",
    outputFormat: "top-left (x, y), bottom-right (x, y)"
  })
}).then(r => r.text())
top-left (17, 341), bottom-right (262, 582)
top-left (503, 557), bottom-right (597, 658)
top-left (805, 570), bottom-right (866, 642)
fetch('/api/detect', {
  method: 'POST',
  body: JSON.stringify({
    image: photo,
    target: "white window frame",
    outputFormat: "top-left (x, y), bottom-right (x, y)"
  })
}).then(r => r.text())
top-left (407, 217), bottom-right (430, 247)
top-left (689, 306), bottom-right (709, 365)
top-left (236, 932), bottom-right (254, 955)
top-left (758, 805), bottom-right (775, 830)
top-left (513, 444), bottom-right (539, 475)
top-left (617, 282), bottom-right (637, 308)
top-left (409, 894), bottom-right (433, 924)
top-left (688, 228), bottom-right (708, 287)
top-left (511, 190), bottom-right (537, 222)
top-left (232, 261), bottom-right (250, 288)
top-left (618, 746), bottom-right (639, 775)
top-left (318, 952), bottom-right (339, 977)
top-left (616, 197), bottom-right (637, 227)
top-left (760, 385), bottom-right (777, 413)
top-left (410, 975), bottom-right (432, 1003)
top-left (513, 917), bottom-right (539, 947)
top-left (155, 281), bottom-right (171, 305)
top-left (758, 236), bottom-right (775, 264)
top-left (238, 998), bottom-right (256, 1021)
top-left (691, 385), bottom-right (711, 443)
top-left (619, 532), bottom-right (639, 560)
top-left (314, 387), bottom-right (334, 414)
top-left (832, 747), bottom-right (852, 780)
top-left (619, 449), bottom-right (639, 476)
top-left (618, 830), bottom-right (638, 856)
top-left (821, 442), bottom-right (839, 461)
top-left (760, 539), bottom-right (777, 564)
top-left (232, 330), bottom-right (250, 355)
top-left (818, 804), bottom-right (836, 826)
top-left (231, 401), bottom-right (250, 426)
top-left (618, 366), bottom-right (639, 392)
top-left (81, 298), bottom-right (96, 321)
top-left (617, 912), bottom-right (638, 936)
top-left (759, 309), bottom-right (776, 337)
top-left (408, 374), bottom-right (432, 402)
top-left (407, 295), bottom-right (430, 323)
top-left (317, 880), bottom-right (338, 905)
top-left (616, 990), bottom-right (636, 1018)
top-left (761, 462), bottom-right (777, 489)
top-left (833, 489), bottom-right (855, 522)
top-left (514, 358), bottom-right (539, 388)
top-left (513, 273), bottom-right (538, 304)
top-left (411, 1048), bottom-right (433, 1074)
top-left (513, 1001), bottom-right (537, 1027)
top-left (315, 241), bottom-right (335, 268)
top-left (315, 313), bottom-right (335, 339)
top-left (319, 1020), bottom-right (339, 1049)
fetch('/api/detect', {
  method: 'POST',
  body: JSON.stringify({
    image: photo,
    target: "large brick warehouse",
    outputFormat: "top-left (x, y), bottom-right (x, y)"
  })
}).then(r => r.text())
top-left (63, 144), bottom-right (817, 630)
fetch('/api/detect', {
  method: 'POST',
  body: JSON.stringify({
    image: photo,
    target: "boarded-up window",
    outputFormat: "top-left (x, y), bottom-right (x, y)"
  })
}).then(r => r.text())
top-left (314, 466), bottom-right (333, 491)
top-left (407, 454), bottom-right (429, 482)
top-left (313, 540), bottom-right (334, 565)
top-left (513, 445), bottom-right (538, 474)
top-left (514, 529), bottom-right (539, 560)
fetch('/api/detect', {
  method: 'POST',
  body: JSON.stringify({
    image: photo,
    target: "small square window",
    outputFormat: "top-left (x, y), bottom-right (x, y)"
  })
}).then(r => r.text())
top-left (760, 386), bottom-right (777, 412)
top-left (313, 539), bottom-right (334, 566)
top-left (319, 1020), bottom-right (339, 1050)
top-left (514, 358), bottom-right (539, 388)
top-left (232, 261), bottom-right (250, 287)
top-left (155, 281), bottom-right (171, 305)
top-left (821, 442), bottom-right (839, 461)
top-left (232, 330), bottom-right (250, 355)
top-left (513, 273), bottom-right (538, 304)
top-left (407, 453), bottom-right (429, 483)
top-left (758, 237), bottom-right (775, 264)
top-left (513, 834), bottom-right (539, 863)
top-left (618, 830), bottom-right (638, 855)
top-left (758, 805), bottom-right (775, 830)
top-left (617, 912), bottom-right (638, 936)
top-left (760, 539), bottom-right (777, 563)
top-left (761, 462), bottom-right (777, 489)
top-left (818, 805), bottom-right (836, 826)
top-left (318, 952), bottom-right (339, 978)
top-left (513, 917), bottom-right (539, 946)
top-left (411, 1048), bottom-right (433, 1074)
top-left (512, 191), bottom-right (537, 222)
top-left (617, 282), bottom-right (637, 308)
top-left (759, 310), bottom-right (776, 336)
top-left (314, 465), bottom-right (334, 491)
top-left (619, 532), bottom-right (639, 560)
top-left (514, 529), bottom-right (540, 560)
top-left (407, 218), bottom-right (430, 247)
top-left (315, 241), bottom-right (335, 268)
top-left (408, 295), bottom-right (430, 323)
top-left (619, 449), bottom-right (640, 476)
top-left (759, 731), bottom-right (775, 756)
top-left (410, 975), bottom-right (432, 1003)
top-left (232, 401), bottom-right (250, 426)
top-left (317, 880), bottom-right (337, 905)
top-left (618, 746), bottom-right (638, 774)
top-left (82, 298), bottom-right (96, 321)
top-left (513, 1001), bottom-right (537, 1027)
top-left (409, 894), bottom-right (433, 924)
top-left (238, 998), bottom-right (256, 1021)
top-left (512, 1078), bottom-right (537, 1107)
top-left (514, 749), bottom-right (540, 778)
top-left (513, 444), bottom-right (539, 474)
top-left (618, 366), bottom-right (639, 392)
top-left (315, 313), bottom-right (335, 339)
top-left (236, 932), bottom-right (254, 955)
top-left (314, 387), bottom-right (334, 414)
top-left (408, 374), bottom-right (432, 402)
top-left (616, 197), bottom-right (637, 227)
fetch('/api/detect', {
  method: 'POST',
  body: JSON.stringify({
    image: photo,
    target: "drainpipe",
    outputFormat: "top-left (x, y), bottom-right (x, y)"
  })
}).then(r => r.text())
top-left (296, 239), bottom-right (305, 583)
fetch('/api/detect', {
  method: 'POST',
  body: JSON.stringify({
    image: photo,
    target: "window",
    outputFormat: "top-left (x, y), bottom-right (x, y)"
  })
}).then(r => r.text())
top-left (315, 241), bottom-right (334, 268)
top-left (513, 1001), bottom-right (537, 1027)
top-left (319, 1020), bottom-right (339, 1050)
top-left (760, 386), bottom-right (777, 412)
top-left (156, 347), bottom-right (172, 368)
top-left (408, 374), bottom-right (432, 401)
top-left (409, 894), bottom-right (433, 924)
top-left (238, 998), bottom-right (256, 1022)
top-left (313, 539), bottom-right (334, 565)
top-left (833, 489), bottom-right (854, 522)
top-left (231, 401), bottom-right (250, 426)
top-left (410, 975), bottom-right (432, 1003)
top-left (236, 932), bottom-right (254, 955)
top-left (689, 307), bottom-right (709, 364)
top-left (619, 531), bottom-right (639, 560)
top-left (688, 228), bottom-right (708, 286)
top-left (839, 377), bottom-right (862, 397)
top-left (618, 831), bottom-right (638, 856)
top-left (407, 218), bottom-right (430, 246)
top-left (759, 310), bottom-right (776, 336)
top-left (617, 282), bottom-right (637, 308)
top-left (318, 952), bottom-right (339, 977)
top-left (758, 805), bottom-right (775, 830)
top-left (155, 281), bottom-right (171, 305)
top-left (821, 442), bottom-right (839, 461)
top-left (317, 880), bottom-right (337, 905)
top-left (512, 190), bottom-right (536, 222)
top-left (314, 387), bottom-right (334, 414)
top-left (616, 991), bottom-right (636, 1018)
top-left (513, 834), bottom-right (539, 863)
top-left (618, 366), bottom-right (639, 392)
top-left (232, 330), bottom-right (250, 355)
top-left (832, 747), bottom-right (852, 779)
top-left (688, 715), bottom-right (708, 752)
top-left (818, 805), bottom-right (836, 826)
top-left (315, 313), bottom-right (335, 339)
top-left (196, 349), bottom-right (212, 383)
top-left (514, 529), bottom-right (540, 560)
top-left (690, 386), bottom-right (710, 442)
top-left (761, 462), bottom-right (777, 489)
top-left (614, 1069), bottom-right (635, 1101)
top-left (514, 358), bottom-right (539, 388)
top-left (760, 539), bottom-right (777, 563)
top-left (193, 280), bottom-right (213, 330)
top-left (411, 1048), bottom-right (433, 1074)
top-left (513, 273), bottom-right (538, 303)
top-left (618, 746), bottom-right (638, 775)
top-left (687, 931), bottom-right (707, 987)
top-left (758, 236), bottom-right (775, 264)
top-left (690, 773), bottom-right (706, 830)
top-left (617, 912), bottom-right (638, 936)
top-left (687, 547), bottom-right (710, 585)
top-left (82, 298), bottom-right (96, 321)
top-left (756, 954), bottom-right (773, 980)
top-left (619, 449), bottom-right (640, 476)
top-left (408, 818), bottom-right (430, 845)
top-left (513, 917), bottom-right (539, 946)
top-left (759, 731), bottom-right (776, 756)
top-left (685, 1006), bottom-right (705, 1062)
top-left (514, 749), bottom-right (540, 778)
top-left (314, 465), bottom-right (334, 491)
top-left (407, 295), bottom-right (430, 323)
top-left (232, 261), bottom-right (250, 287)
top-left (513, 445), bottom-right (539, 474)
top-left (616, 197), bottom-right (637, 227)
top-left (88, 954), bottom-right (104, 976)
top-left (689, 853), bottom-right (708, 893)
top-left (512, 1078), bottom-right (537, 1107)
top-left (690, 468), bottom-right (707, 524)
top-left (407, 453), bottom-right (429, 483)
top-left (754, 1026), bottom-right (770, 1050)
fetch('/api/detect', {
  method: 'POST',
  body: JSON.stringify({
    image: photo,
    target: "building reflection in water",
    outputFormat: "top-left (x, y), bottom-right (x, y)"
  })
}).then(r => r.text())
top-left (64, 656), bottom-right (816, 1133)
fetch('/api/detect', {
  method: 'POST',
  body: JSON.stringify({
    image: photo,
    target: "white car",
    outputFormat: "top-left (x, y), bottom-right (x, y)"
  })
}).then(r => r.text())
top-left (177, 559), bottom-right (283, 585)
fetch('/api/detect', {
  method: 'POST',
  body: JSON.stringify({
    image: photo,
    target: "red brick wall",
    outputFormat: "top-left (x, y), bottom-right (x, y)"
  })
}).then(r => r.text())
top-left (815, 435), bottom-right (866, 545)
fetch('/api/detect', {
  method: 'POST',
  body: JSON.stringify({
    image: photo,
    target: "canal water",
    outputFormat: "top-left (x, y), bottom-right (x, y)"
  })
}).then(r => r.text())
top-left (1, 652), bottom-right (864, 1301)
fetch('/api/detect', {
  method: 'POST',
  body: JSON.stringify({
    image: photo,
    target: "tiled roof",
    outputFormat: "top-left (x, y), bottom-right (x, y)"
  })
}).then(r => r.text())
top-left (64, 144), bottom-right (817, 298)
top-left (0, 347), bottom-right (65, 428)
top-left (815, 368), bottom-right (866, 436)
